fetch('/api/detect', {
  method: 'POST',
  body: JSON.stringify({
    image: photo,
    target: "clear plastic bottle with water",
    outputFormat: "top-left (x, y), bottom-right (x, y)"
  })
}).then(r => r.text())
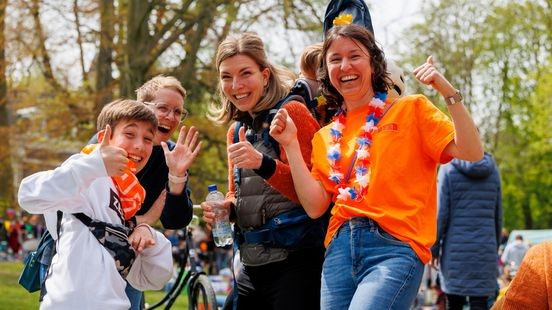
top-left (206, 184), bottom-right (233, 247)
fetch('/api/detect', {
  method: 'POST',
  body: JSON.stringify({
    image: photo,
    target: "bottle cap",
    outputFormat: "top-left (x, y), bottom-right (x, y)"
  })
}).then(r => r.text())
top-left (208, 184), bottom-right (218, 192)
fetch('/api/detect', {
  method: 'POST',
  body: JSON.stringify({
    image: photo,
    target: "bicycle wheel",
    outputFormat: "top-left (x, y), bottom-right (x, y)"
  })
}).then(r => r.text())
top-left (189, 274), bottom-right (217, 310)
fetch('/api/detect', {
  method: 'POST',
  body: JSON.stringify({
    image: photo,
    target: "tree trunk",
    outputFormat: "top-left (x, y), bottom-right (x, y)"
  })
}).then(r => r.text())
top-left (120, 0), bottom-right (150, 98)
top-left (94, 0), bottom-right (115, 120)
top-left (0, 0), bottom-right (14, 209)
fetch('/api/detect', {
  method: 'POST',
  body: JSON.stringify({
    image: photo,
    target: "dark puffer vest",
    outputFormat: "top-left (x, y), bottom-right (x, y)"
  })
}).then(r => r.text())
top-left (234, 121), bottom-right (301, 266)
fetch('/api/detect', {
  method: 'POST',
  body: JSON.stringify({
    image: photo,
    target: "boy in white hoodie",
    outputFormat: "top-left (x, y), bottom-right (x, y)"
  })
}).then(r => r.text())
top-left (18, 99), bottom-right (173, 309)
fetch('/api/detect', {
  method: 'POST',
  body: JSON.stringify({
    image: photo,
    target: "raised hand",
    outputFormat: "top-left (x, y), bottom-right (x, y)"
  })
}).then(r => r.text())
top-left (269, 109), bottom-right (297, 147)
top-left (227, 126), bottom-right (263, 169)
top-left (413, 55), bottom-right (455, 96)
top-left (99, 125), bottom-right (129, 176)
top-left (161, 126), bottom-right (202, 178)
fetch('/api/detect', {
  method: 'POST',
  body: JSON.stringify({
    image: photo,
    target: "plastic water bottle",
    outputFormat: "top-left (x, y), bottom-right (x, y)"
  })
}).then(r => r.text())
top-left (206, 184), bottom-right (233, 247)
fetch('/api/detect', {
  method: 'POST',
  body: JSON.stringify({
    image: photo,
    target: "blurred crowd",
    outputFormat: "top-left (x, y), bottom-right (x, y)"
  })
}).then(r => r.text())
top-left (0, 208), bottom-right (46, 261)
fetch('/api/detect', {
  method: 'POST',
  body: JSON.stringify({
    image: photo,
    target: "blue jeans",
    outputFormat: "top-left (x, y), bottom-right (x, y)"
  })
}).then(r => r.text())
top-left (321, 217), bottom-right (424, 310)
top-left (126, 282), bottom-right (143, 310)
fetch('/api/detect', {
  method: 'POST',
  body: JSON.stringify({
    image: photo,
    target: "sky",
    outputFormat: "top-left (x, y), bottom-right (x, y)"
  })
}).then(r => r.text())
top-left (267, 1), bottom-right (425, 70)
top-left (370, 1), bottom-right (424, 58)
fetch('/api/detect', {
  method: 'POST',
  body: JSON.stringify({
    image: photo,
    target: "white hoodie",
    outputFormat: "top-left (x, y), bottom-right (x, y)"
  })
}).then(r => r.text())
top-left (18, 148), bottom-right (173, 310)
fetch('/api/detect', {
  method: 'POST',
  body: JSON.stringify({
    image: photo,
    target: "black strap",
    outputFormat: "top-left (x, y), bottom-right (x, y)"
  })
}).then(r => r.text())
top-left (73, 212), bottom-right (93, 226)
top-left (55, 211), bottom-right (62, 237)
top-left (39, 211), bottom-right (63, 301)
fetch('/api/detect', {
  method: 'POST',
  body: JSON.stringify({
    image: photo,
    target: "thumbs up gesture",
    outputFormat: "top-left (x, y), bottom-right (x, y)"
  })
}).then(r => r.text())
top-left (99, 125), bottom-right (129, 176)
top-left (413, 55), bottom-right (456, 98)
top-left (227, 126), bottom-right (263, 169)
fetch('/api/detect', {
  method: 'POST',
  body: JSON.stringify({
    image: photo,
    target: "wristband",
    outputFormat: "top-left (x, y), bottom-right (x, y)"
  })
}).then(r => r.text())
top-left (168, 171), bottom-right (188, 184)
top-left (135, 223), bottom-right (154, 238)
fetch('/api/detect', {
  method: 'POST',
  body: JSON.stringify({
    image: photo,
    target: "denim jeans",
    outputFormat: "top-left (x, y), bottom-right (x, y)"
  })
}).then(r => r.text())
top-left (126, 282), bottom-right (143, 310)
top-left (321, 217), bottom-right (424, 310)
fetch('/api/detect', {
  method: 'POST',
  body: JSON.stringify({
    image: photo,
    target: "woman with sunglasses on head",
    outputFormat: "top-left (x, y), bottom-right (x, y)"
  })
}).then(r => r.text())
top-left (201, 32), bottom-right (324, 309)
top-left (270, 24), bottom-right (483, 309)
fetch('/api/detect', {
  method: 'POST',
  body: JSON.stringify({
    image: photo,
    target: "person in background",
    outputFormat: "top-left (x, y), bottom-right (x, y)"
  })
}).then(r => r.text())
top-left (501, 234), bottom-right (530, 270)
top-left (491, 241), bottom-right (552, 309)
top-left (298, 42), bottom-right (333, 126)
top-left (270, 23), bottom-right (483, 309)
top-left (431, 152), bottom-right (502, 309)
top-left (201, 31), bottom-right (324, 309)
top-left (5, 208), bottom-right (22, 259)
top-left (500, 228), bottom-right (510, 249)
top-left (299, 42), bottom-right (323, 91)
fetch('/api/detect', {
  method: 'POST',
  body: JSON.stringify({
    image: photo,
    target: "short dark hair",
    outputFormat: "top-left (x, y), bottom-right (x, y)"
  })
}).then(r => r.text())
top-left (97, 99), bottom-right (158, 131)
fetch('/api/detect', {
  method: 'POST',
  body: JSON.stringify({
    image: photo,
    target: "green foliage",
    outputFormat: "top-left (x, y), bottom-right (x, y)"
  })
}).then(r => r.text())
top-left (182, 115), bottom-right (229, 202)
top-left (399, 0), bottom-right (551, 229)
top-left (4, 0), bottom-right (326, 213)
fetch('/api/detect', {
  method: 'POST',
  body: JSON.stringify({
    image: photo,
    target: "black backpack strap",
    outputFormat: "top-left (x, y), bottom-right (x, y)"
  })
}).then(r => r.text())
top-left (262, 95), bottom-right (303, 158)
top-left (233, 121), bottom-right (243, 186)
top-left (233, 121), bottom-right (242, 144)
top-left (39, 210), bottom-right (63, 301)
top-left (73, 212), bottom-right (93, 226)
top-left (55, 210), bottom-right (62, 237)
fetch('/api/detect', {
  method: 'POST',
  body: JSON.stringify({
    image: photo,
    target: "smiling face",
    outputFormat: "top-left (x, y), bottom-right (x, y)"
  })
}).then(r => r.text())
top-left (150, 88), bottom-right (185, 144)
top-left (109, 120), bottom-right (155, 173)
top-left (326, 36), bottom-right (374, 109)
top-left (219, 54), bottom-right (270, 114)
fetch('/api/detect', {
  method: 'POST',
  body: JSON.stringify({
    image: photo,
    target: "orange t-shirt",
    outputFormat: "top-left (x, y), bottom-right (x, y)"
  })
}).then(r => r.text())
top-left (311, 95), bottom-right (455, 263)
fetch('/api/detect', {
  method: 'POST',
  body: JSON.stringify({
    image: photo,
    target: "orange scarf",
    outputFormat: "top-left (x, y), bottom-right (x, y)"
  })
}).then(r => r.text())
top-left (81, 141), bottom-right (144, 220)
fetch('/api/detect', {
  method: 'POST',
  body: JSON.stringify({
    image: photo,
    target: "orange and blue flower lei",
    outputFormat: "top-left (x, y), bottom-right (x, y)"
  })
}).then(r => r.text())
top-left (327, 92), bottom-right (388, 201)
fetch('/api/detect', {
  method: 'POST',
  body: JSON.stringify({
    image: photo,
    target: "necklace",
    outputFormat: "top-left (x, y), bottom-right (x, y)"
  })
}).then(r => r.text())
top-left (327, 92), bottom-right (388, 201)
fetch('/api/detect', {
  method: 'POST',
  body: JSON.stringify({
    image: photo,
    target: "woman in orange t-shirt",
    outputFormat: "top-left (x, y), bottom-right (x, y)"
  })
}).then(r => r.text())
top-left (270, 24), bottom-right (483, 309)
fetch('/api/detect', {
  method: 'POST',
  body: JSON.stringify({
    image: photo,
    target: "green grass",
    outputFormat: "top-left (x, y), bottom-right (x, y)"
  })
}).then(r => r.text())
top-left (144, 286), bottom-right (188, 309)
top-left (0, 261), bottom-right (40, 309)
top-left (0, 261), bottom-right (188, 309)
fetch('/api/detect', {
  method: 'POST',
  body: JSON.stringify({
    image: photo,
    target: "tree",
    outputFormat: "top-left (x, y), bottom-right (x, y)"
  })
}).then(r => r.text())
top-left (398, 0), bottom-right (551, 229)
top-left (4, 0), bottom-right (326, 208)
top-left (0, 0), bottom-right (13, 210)
top-left (94, 0), bottom-right (115, 118)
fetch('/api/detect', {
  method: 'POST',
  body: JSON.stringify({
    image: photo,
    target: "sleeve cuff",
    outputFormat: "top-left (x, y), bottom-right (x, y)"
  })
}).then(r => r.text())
top-left (253, 153), bottom-right (276, 179)
top-left (165, 181), bottom-right (187, 197)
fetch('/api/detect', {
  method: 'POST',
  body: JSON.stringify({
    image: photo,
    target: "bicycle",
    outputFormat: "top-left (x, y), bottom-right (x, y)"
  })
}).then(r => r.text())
top-left (146, 223), bottom-right (218, 310)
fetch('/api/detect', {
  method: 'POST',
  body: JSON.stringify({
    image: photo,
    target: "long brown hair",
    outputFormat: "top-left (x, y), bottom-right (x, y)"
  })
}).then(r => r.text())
top-left (207, 32), bottom-right (296, 125)
top-left (317, 24), bottom-right (391, 110)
